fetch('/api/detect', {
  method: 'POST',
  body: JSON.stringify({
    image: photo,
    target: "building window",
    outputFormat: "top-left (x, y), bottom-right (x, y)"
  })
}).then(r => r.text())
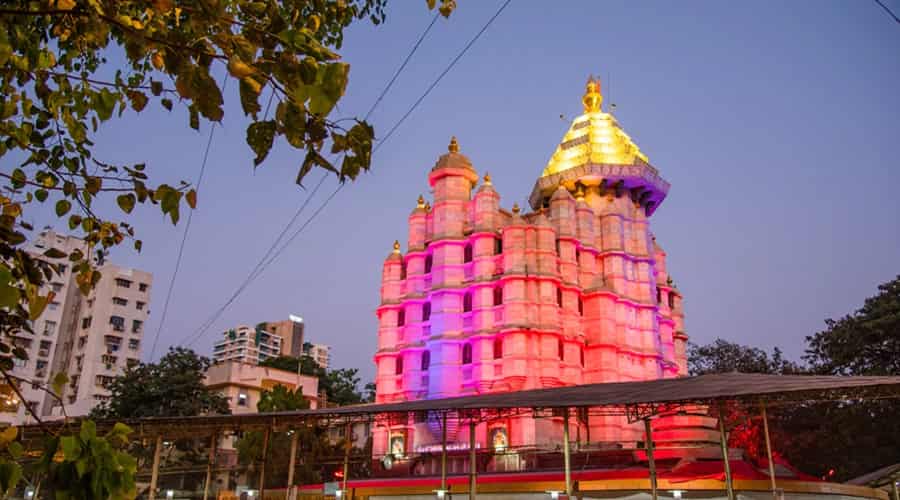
top-left (77, 336), bottom-right (87, 349)
top-left (136, 301), bottom-right (145, 311)
top-left (422, 302), bottom-right (431, 321)
top-left (139, 283), bottom-right (148, 292)
top-left (493, 286), bottom-right (503, 306)
top-left (668, 292), bottom-right (675, 309)
top-left (51, 283), bottom-right (63, 293)
top-left (48, 302), bottom-right (59, 311)
top-left (109, 316), bottom-right (125, 332)
top-left (424, 254), bottom-right (433, 274)
top-left (555, 239), bottom-right (561, 256)
top-left (43, 320), bottom-right (57, 336)
top-left (57, 264), bottom-right (67, 275)
top-left (463, 292), bottom-right (472, 313)
top-left (400, 261), bottom-right (407, 280)
top-left (421, 350), bottom-right (430, 371)
top-left (578, 297), bottom-right (583, 316)
top-left (132, 320), bottom-right (143, 334)
top-left (127, 358), bottom-right (140, 368)
top-left (128, 339), bottom-right (140, 350)
top-left (115, 278), bottom-right (132, 288)
top-left (493, 338), bottom-right (503, 359)
top-left (580, 347), bottom-right (585, 367)
top-left (112, 297), bottom-right (128, 306)
top-left (462, 343), bottom-right (472, 365)
top-left (575, 248), bottom-right (580, 264)
top-left (237, 391), bottom-right (248, 407)
top-left (464, 243), bottom-right (473, 263)
top-left (494, 237), bottom-right (503, 255)
top-left (395, 355), bottom-right (404, 375)
top-left (557, 288), bottom-right (563, 308)
top-left (656, 287), bottom-right (661, 304)
top-left (397, 309), bottom-right (405, 327)
top-left (82, 317), bottom-right (92, 329)
top-left (558, 339), bottom-right (564, 360)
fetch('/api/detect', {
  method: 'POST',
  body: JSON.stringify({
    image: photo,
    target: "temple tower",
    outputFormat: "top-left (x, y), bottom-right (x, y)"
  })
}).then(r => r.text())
top-left (374, 78), bottom-right (701, 461)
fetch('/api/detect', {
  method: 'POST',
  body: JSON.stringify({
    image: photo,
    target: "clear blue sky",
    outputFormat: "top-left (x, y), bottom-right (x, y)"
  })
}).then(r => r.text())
top-left (27, 1), bottom-right (900, 382)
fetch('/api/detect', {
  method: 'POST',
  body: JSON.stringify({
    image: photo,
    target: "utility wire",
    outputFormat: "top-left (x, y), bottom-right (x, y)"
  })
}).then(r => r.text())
top-left (376, 0), bottom-right (514, 151)
top-left (873, 0), bottom-right (900, 24)
top-left (150, 77), bottom-right (228, 359)
top-left (180, 10), bottom-right (448, 347)
top-left (187, 0), bottom-right (514, 346)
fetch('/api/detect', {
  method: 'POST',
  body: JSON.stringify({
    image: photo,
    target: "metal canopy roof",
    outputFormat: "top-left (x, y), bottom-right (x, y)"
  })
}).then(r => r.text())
top-left (99, 372), bottom-right (900, 433)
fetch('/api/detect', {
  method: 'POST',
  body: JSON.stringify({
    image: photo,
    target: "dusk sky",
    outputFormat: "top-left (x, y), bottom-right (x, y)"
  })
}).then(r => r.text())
top-left (25, 1), bottom-right (900, 382)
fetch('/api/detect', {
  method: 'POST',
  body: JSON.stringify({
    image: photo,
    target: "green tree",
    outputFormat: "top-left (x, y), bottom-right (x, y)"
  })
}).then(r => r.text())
top-left (0, 0), bottom-right (456, 495)
top-left (688, 339), bottom-right (802, 376)
top-left (92, 347), bottom-right (230, 418)
top-left (321, 367), bottom-right (366, 405)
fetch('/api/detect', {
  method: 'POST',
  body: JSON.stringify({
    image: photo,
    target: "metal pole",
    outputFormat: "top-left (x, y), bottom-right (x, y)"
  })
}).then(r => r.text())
top-left (287, 429), bottom-right (299, 499)
top-left (148, 436), bottom-right (162, 500)
top-left (440, 412), bottom-right (448, 491)
top-left (760, 401), bottom-right (778, 499)
top-left (469, 420), bottom-right (477, 500)
top-left (563, 409), bottom-right (572, 498)
top-left (202, 432), bottom-right (217, 500)
top-left (258, 427), bottom-right (271, 498)
top-left (717, 401), bottom-right (736, 500)
top-left (643, 419), bottom-right (658, 500)
top-left (342, 423), bottom-right (351, 496)
top-left (891, 477), bottom-right (899, 500)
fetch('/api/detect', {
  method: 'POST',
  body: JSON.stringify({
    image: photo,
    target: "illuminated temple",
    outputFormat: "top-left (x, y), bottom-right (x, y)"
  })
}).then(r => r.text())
top-left (374, 78), bottom-right (720, 463)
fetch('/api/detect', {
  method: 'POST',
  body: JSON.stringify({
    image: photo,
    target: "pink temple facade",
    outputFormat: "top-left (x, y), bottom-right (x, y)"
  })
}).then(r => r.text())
top-left (374, 79), bottom-right (712, 463)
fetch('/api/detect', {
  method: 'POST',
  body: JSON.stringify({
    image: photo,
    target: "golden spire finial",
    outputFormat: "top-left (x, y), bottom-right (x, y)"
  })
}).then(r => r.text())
top-left (575, 185), bottom-right (585, 200)
top-left (417, 194), bottom-right (425, 208)
top-left (483, 172), bottom-right (492, 185)
top-left (424, 201), bottom-right (431, 211)
top-left (448, 136), bottom-right (459, 153)
top-left (582, 76), bottom-right (603, 113)
top-left (392, 240), bottom-right (401, 253)
top-left (512, 202), bottom-right (520, 215)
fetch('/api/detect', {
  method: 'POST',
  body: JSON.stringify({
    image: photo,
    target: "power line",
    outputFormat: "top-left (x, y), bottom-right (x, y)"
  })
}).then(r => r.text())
top-left (376, 0), bottom-right (514, 151)
top-left (179, 11), bottom-right (449, 347)
top-left (150, 77), bottom-right (228, 359)
top-left (187, 0), bottom-right (514, 346)
top-left (873, 0), bottom-right (900, 24)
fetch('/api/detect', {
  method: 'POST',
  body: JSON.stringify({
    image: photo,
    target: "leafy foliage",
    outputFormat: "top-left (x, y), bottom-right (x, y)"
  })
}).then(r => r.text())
top-left (689, 276), bottom-right (900, 480)
top-left (688, 339), bottom-right (802, 376)
top-left (37, 421), bottom-right (137, 500)
top-left (259, 355), bottom-right (371, 405)
top-left (92, 347), bottom-right (230, 418)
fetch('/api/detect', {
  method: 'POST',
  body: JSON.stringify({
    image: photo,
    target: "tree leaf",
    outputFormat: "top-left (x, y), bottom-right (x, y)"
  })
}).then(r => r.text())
top-left (161, 98), bottom-right (173, 111)
top-left (185, 189), bottom-right (197, 209)
top-left (60, 435), bottom-right (82, 461)
top-left (116, 194), bottom-right (136, 214)
top-left (80, 420), bottom-right (97, 442)
top-left (43, 248), bottom-right (67, 259)
top-left (246, 121), bottom-right (276, 166)
top-left (52, 372), bottom-right (69, 395)
top-left (55, 199), bottom-right (72, 216)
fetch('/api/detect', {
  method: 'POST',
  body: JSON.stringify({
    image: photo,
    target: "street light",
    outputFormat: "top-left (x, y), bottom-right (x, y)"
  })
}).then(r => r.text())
top-left (546, 490), bottom-right (563, 499)
top-left (433, 489), bottom-right (448, 499)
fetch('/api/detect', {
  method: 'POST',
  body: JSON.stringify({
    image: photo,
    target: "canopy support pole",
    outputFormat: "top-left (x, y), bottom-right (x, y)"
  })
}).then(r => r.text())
top-left (342, 423), bottom-right (351, 496)
top-left (564, 408), bottom-right (573, 497)
top-left (287, 429), bottom-right (299, 500)
top-left (717, 401), bottom-right (736, 500)
top-left (202, 432), bottom-right (217, 500)
top-left (441, 411), bottom-right (448, 492)
top-left (643, 418), bottom-right (658, 500)
top-left (469, 420), bottom-right (477, 500)
top-left (761, 400), bottom-right (778, 499)
top-left (148, 436), bottom-right (162, 500)
top-left (258, 427), bottom-right (270, 498)
top-left (892, 476), bottom-right (899, 500)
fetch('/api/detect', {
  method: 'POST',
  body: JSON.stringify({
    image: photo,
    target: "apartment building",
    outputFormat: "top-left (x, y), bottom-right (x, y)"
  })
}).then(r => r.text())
top-left (258, 315), bottom-right (305, 357)
top-left (303, 342), bottom-right (331, 370)
top-left (1, 229), bottom-right (152, 424)
top-left (212, 325), bottom-right (283, 365)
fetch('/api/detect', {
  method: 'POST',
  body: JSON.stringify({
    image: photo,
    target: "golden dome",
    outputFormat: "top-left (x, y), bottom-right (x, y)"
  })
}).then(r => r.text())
top-left (542, 77), bottom-right (649, 177)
